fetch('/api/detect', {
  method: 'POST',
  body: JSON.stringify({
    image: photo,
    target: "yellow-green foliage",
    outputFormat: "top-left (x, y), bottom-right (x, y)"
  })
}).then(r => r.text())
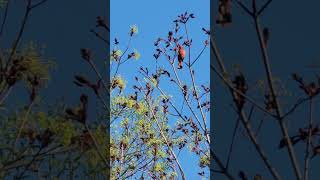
top-left (37, 111), bottom-right (48, 129)
top-left (199, 154), bottom-right (210, 168)
top-left (130, 25), bottom-right (138, 35)
top-left (19, 42), bottom-right (55, 85)
top-left (0, 41), bottom-right (54, 89)
top-left (110, 49), bottom-right (122, 61)
top-left (86, 149), bottom-right (99, 168)
top-left (35, 111), bottom-right (76, 147)
top-left (135, 101), bottom-right (148, 115)
top-left (154, 162), bottom-right (164, 172)
top-left (111, 96), bottom-right (149, 119)
top-left (111, 76), bottom-right (126, 91)
top-left (93, 125), bottom-right (108, 158)
top-left (132, 49), bottom-right (140, 60)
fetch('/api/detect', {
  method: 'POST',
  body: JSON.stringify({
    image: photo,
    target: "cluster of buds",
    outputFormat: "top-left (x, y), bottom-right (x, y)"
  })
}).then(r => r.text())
top-left (37, 128), bottom-right (54, 148)
top-left (111, 49), bottom-right (122, 61)
top-left (22, 128), bottom-right (53, 148)
top-left (265, 93), bottom-right (277, 112)
top-left (182, 85), bottom-right (188, 97)
top-left (71, 130), bottom-right (93, 151)
top-left (201, 85), bottom-right (210, 94)
top-left (65, 94), bottom-right (88, 125)
top-left (153, 13), bottom-right (197, 70)
top-left (279, 125), bottom-right (320, 149)
top-left (232, 74), bottom-right (248, 109)
top-left (145, 82), bottom-right (152, 97)
top-left (96, 16), bottom-right (108, 30)
top-left (201, 28), bottom-right (210, 35)
top-left (127, 49), bottom-right (140, 60)
top-left (129, 25), bottom-right (138, 37)
top-left (174, 12), bottom-right (195, 24)
top-left (292, 73), bottom-right (320, 97)
top-left (74, 75), bottom-right (101, 95)
top-left (216, 0), bottom-right (232, 25)
top-left (111, 76), bottom-right (125, 92)
top-left (197, 101), bottom-right (210, 111)
top-left (28, 75), bottom-right (40, 102)
top-left (80, 48), bottom-right (91, 61)
top-left (178, 138), bottom-right (188, 150)
top-left (5, 57), bottom-right (27, 86)
top-left (161, 97), bottom-right (169, 114)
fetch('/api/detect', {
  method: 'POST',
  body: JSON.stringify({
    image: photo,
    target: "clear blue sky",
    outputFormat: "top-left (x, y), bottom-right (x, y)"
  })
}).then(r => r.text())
top-left (111, 0), bottom-right (210, 179)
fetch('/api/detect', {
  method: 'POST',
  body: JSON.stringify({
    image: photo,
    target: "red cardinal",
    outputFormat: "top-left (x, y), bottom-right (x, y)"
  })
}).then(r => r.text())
top-left (177, 44), bottom-right (186, 69)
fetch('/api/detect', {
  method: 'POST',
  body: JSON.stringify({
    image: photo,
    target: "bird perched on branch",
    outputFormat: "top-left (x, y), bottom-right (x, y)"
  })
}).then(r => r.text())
top-left (177, 44), bottom-right (186, 69)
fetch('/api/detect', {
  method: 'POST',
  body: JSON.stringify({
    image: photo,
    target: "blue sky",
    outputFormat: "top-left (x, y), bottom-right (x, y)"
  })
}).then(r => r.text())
top-left (111, 0), bottom-right (210, 179)
top-left (2, 0), bottom-right (209, 178)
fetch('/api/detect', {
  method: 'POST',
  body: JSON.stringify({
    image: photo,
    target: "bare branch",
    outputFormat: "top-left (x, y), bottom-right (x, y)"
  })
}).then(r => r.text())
top-left (258, 0), bottom-right (273, 16)
top-left (253, 16), bottom-right (302, 179)
top-left (235, 0), bottom-right (254, 17)
top-left (30, 0), bottom-right (49, 10)
top-left (211, 33), bottom-right (282, 180)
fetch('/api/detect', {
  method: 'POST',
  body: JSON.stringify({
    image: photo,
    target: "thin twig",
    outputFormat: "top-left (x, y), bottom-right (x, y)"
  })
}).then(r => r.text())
top-left (84, 124), bottom-right (109, 169)
top-left (30, 0), bottom-right (49, 10)
top-left (184, 24), bottom-right (210, 143)
top-left (226, 116), bottom-right (240, 169)
top-left (0, 0), bottom-right (10, 39)
top-left (161, 48), bottom-right (208, 138)
top-left (14, 100), bottom-right (35, 152)
top-left (257, 0), bottom-right (273, 16)
top-left (282, 97), bottom-right (310, 119)
top-left (16, 146), bottom-right (43, 179)
top-left (211, 64), bottom-right (277, 118)
top-left (91, 29), bottom-right (109, 45)
top-left (145, 97), bottom-right (186, 180)
top-left (112, 36), bottom-right (132, 78)
top-left (235, 0), bottom-right (254, 17)
top-left (5, 0), bottom-right (32, 70)
top-left (190, 43), bottom-right (208, 67)
top-left (211, 33), bottom-right (282, 180)
top-left (303, 98), bottom-right (313, 180)
top-left (0, 85), bottom-right (12, 105)
top-left (87, 59), bottom-right (110, 97)
top-left (253, 15), bottom-right (302, 179)
top-left (210, 149), bottom-right (236, 180)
